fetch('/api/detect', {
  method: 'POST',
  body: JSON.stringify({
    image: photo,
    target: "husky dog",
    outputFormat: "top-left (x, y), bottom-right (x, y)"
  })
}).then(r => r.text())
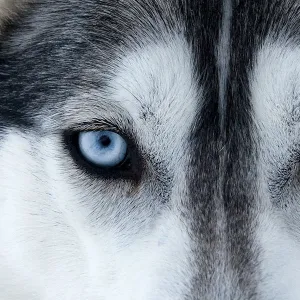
top-left (1, 0), bottom-right (300, 299)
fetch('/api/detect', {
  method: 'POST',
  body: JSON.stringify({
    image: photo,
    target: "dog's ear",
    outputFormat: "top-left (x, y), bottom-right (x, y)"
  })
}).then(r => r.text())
top-left (0, 0), bottom-right (31, 30)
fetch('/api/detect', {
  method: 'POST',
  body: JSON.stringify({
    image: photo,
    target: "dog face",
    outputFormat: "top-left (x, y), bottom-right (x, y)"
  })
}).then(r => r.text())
top-left (1, 1), bottom-right (300, 299)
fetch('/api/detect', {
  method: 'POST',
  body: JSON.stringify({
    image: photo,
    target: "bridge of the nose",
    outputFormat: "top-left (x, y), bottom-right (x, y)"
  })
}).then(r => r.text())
top-left (182, 1), bottom-right (279, 298)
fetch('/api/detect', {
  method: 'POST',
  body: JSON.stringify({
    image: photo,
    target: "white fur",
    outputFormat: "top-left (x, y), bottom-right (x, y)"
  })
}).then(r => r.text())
top-left (252, 40), bottom-right (300, 299)
top-left (0, 35), bottom-right (199, 299)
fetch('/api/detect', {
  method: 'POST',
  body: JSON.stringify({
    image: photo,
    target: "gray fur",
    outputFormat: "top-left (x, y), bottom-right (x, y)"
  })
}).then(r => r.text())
top-left (1, 1), bottom-right (300, 299)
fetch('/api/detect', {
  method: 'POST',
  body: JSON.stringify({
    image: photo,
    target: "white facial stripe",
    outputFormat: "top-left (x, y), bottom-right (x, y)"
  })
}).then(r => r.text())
top-left (252, 41), bottom-right (300, 197)
top-left (257, 212), bottom-right (300, 300)
top-left (252, 41), bottom-right (300, 299)
top-left (252, 41), bottom-right (300, 155)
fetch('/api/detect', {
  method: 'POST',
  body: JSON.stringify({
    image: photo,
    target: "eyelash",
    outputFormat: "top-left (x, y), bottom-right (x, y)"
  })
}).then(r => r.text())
top-left (62, 127), bottom-right (143, 182)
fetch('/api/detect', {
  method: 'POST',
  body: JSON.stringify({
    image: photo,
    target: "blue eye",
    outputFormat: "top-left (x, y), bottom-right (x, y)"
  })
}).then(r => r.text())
top-left (78, 131), bottom-right (128, 168)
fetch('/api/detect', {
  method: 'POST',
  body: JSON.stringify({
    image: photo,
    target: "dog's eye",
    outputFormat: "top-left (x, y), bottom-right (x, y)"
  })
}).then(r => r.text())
top-left (78, 131), bottom-right (127, 168)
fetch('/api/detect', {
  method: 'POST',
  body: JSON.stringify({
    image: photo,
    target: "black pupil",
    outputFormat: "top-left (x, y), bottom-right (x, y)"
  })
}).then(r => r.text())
top-left (99, 135), bottom-right (111, 147)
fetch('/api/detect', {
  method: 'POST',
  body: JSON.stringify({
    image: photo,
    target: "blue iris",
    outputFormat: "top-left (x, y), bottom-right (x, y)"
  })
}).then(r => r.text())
top-left (78, 131), bottom-right (127, 167)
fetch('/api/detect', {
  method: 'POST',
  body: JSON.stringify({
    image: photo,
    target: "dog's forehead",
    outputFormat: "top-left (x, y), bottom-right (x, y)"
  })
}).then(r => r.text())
top-left (110, 37), bottom-right (198, 120)
top-left (59, 37), bottom-right (199, 123)
top-left (2, 0), bottom-right (300, 128)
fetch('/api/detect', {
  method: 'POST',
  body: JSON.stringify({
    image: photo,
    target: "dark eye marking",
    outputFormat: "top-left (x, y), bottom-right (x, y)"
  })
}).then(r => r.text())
top-left (63, 121), bottom-right (144, 182)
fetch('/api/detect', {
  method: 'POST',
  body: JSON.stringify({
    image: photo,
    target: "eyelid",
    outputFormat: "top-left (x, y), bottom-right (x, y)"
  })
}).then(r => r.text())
top-left (64, 118), bottom-right (139, 155)
top-left (65, 119), bottom-right (121, 133)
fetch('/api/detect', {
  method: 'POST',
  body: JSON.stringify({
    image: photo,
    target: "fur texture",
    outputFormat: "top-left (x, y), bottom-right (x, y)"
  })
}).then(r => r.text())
top-left (0, 0), bottom-right (29, 29)
top-left (1, 1), bottom-right (300, 299)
